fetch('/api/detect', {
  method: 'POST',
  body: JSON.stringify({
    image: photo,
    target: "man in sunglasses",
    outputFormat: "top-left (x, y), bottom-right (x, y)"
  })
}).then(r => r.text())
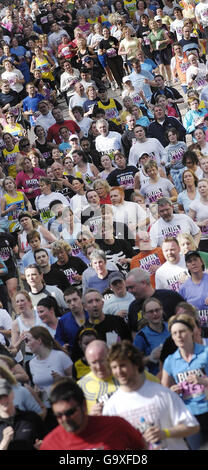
top-left (40, 377), bottom-right (145, 450)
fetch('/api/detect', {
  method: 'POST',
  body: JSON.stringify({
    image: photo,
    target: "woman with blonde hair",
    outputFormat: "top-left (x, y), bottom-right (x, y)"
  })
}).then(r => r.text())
top-left (177, 168), bottom-right (199, 214)
top-left (178, 232), bottom-right (208, 269)
top-left (11, 290), bottom-right (43, 361)
top-left (98, 154), bottom-right (114, 180)
top-left (1, 176), bottom-right (33, 233)
top-left (93, 178), bottom-right (112, 204)
top-left (51, 239), bottom-right (87, 286)
top-left (18, 211), bottom-right (56, 256)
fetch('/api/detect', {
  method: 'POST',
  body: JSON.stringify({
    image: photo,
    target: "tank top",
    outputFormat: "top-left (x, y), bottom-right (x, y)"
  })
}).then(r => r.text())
top-left (123, 0), bottom-right (137, 18)
top-left (97, 98), bottom-right (120, 125)
top-left (19, 226), bottom-right (49, 253)
top-left (3, 144), bottom-right (20, 178)
top-left (17, 310), bottom-right (42, 353)
top-left (139, 167), bottom-right (150, 186)
top-left (74, 162), bottom-right (95, 187)
top-left (34, 56), bottom-right (54, 81)
top-left (175, 55), bottom-right (189, 84)
top-left (4, 191), bottom-right (25, 232)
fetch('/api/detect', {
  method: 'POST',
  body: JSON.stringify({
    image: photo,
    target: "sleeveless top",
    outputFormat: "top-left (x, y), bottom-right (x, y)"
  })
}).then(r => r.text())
top-left (34, 56), bottom-right (54, 81)
top-left (97, 98), bottom-right (120, 125)
top-left (4, 191), bottom-right (25, 232)
top-left (17, 310), bottom-right (42, 353)
top-left (19, 226), bottom-right (49, 253)
top-left (74, 162), bottom-right (95, 187)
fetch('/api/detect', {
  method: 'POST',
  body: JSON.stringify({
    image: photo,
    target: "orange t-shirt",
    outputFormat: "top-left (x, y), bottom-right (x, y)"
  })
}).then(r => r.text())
top-left (130, 248), bottom-right (166, 288)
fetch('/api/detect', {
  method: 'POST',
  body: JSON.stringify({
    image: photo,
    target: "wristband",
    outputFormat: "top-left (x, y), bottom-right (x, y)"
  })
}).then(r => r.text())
top-left (163, 428), bottom-right (171, 438)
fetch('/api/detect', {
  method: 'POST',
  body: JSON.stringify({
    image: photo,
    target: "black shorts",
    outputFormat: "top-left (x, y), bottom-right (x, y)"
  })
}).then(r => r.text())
top-left (3, 270), bottom-right (17, 283)
top-left (154, 45), bottom-right (172, 66)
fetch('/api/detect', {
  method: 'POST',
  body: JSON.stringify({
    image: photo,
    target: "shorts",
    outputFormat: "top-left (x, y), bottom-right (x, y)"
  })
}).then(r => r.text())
top-left (97, 53), bottom-right (108, 68)
top-left (154, 45), bottom-right (172, 66)
top-left (3, 269), bottom-right (17, 283)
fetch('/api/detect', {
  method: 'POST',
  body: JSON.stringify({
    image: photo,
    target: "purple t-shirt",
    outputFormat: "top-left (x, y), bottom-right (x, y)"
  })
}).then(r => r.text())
top-left (179, 273), bottom-right (208, 328)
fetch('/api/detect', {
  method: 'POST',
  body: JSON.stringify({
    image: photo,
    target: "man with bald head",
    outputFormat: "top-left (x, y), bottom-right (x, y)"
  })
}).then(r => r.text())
top-left (78, 339), bottom-right (119, 415)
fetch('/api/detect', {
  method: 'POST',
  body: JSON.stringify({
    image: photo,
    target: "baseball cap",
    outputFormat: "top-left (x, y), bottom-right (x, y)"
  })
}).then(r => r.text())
top-left (185, 251), bottom-right (202, 263)
top-left (155, 15), bottom-right (162, 21)
top-left (122, 76), bottom-right (131, 84)
top-left (108, 271), bottom-right (125, 284)
top-left (69, 134), bottom-right (79, 141)
top-left (0, 379), bottom-right (12, 397)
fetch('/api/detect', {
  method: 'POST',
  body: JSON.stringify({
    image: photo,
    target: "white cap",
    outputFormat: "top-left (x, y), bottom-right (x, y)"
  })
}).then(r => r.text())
top-left (122, 75), bottom-right (131, 84)
top-left (69, 134), bottom-right (79, 141)
top-left (155, 15), bottom-right (162, 21)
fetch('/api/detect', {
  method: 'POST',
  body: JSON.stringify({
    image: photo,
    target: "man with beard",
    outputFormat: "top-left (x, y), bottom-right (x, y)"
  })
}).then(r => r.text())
top-left (155, 237), bottom-right (189, 292)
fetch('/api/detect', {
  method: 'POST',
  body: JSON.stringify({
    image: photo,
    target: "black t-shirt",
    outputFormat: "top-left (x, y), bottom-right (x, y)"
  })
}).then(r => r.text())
top-left (0, 233), bottom-right (17, 271)
top-left (43, 267), bottom-right (70, 293)
top-left (36, 13), bottom-right (55, 34)
top-left (0, 409), bottom-right (45, 450)
top-left (107, 165), bottom-right (138, 201)
top-left (81, 206), bottom-right (102, 237)
top-left (136, 25), bottom-right (152, 58)
top-left (53, 175), bottom-right (75, 202)
top-left (99, 36), bottom-right (119, 55)
top-left (128, 289), bottom-right (184, 333)
top-left (52, 256), bottom-right (87, 286)
top-left (97, 238), bottom-right (134, 273)
top-left (84, 314), bottom-right (132, 343)
top-left (35, 140), bottom-right (52, 166)
top-left (0, 90), bottom-right (19, 107)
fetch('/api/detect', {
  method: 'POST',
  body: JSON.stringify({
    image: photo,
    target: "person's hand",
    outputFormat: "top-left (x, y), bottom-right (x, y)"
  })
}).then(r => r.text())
top-left (8, 204), bottom-right (19, 212)
top-left (116, 310), bottom-right (127, 319)
top-left (34, 439), bottom-right (42, 450)
top-left (51, 370), bottom-right (62, 381)
top-left (89, 402), bottom-right (104, 416)
top-left (149, 345), bottom-right (162, 363)
top-left (63, 343), bottom-right (70, 353)
top-left (143, 425), bottom-right (163, 445)
top-left (2, 426), bottom-right (14, 445)
top-left (187, 373), bottom-right (206, 386)
top-left (148, 264), bottom-right (159, 274)
top-left (170, 384), bottom-right (182, 394)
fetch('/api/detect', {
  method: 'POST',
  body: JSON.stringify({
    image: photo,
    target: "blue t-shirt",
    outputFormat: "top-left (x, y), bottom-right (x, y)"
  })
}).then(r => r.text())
top-left (55, 310), bottom-right (89, 350)
top-left (163, 343), bottom-right (208, 416)
top-left (134, 322), bottom-right (170, 375)
top-left (23, 93), bottom-right (44, 126)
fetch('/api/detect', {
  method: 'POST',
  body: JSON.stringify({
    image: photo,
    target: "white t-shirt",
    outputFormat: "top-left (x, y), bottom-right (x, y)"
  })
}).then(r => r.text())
top-left (75, 117), bottom-right (93, 137)
top-left (140, 178), bottom-right (174, 204)
top-left (112, 200), bottom-right (147, 229)
top-left (103, 380), bottom-right (198, 450)
top-left (128, 138), bottom-right (165, 167)
top-left (150, 214), bottom-right (200, 247)
top-left (35, 112), bottom-right (56, 133)
top-left (35, 192), bottom-right (70, 225)
top-left (103, 292), bottom-right (134, 317)
top-left (29, 349), bottom-right (72, 406)
top-left (195, 2), bottom-right (208, 27)
top-left (1, 69), bottom-right (24, 93)
top-left (155, 254), bottom-right (189, 291)
top-left (186, 63), bottom-right (208, 91)
top-left (170, 19), bottom-right (184, 41)
top-left (95, 132), bottom-right (122, 155)
top-left (189, 199), bottom-right (208, 239)
top-left (48, 29), bottom-right (69, 48)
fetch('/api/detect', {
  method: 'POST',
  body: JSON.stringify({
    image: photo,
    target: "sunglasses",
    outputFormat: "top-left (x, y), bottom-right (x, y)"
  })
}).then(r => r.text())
top-left (54, 406), bottom-right (78, 419)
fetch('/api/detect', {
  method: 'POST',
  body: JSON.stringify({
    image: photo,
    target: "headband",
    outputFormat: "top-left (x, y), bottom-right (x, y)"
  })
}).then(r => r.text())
top-left (171, 319), bottom-right (193, 331)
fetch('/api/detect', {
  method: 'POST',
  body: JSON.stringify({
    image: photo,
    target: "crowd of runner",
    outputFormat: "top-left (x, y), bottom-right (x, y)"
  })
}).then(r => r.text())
top-left (1, 0), bottom-right (208, 452)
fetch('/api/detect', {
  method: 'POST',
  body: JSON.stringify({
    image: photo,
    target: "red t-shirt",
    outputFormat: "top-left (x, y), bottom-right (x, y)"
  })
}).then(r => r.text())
top-left (47, 120), bottom-right (81, 144)
top-left (15, 167), bottom-right (46, 199)
top-left (40, 415), bottom-right (145, 450)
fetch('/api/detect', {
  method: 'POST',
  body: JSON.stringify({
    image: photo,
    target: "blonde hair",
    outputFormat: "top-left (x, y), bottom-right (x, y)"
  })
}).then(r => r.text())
top-left (177, 232), bottom-right (196, 250)
top-left (51, 240), bottom-right (72, 256)
top-left (0, 363), bottom-right (17, 386)
top-left (168, 313), bottom-right (196, 332)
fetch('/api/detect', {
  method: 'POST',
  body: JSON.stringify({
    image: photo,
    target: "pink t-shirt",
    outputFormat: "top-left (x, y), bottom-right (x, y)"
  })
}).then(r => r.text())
top-left (15, 167), bottom-right (46, 199)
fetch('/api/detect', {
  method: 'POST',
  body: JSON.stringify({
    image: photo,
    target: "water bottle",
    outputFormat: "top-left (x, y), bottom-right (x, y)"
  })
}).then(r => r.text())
top-left (139, 417), bottom-right (163, 450)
